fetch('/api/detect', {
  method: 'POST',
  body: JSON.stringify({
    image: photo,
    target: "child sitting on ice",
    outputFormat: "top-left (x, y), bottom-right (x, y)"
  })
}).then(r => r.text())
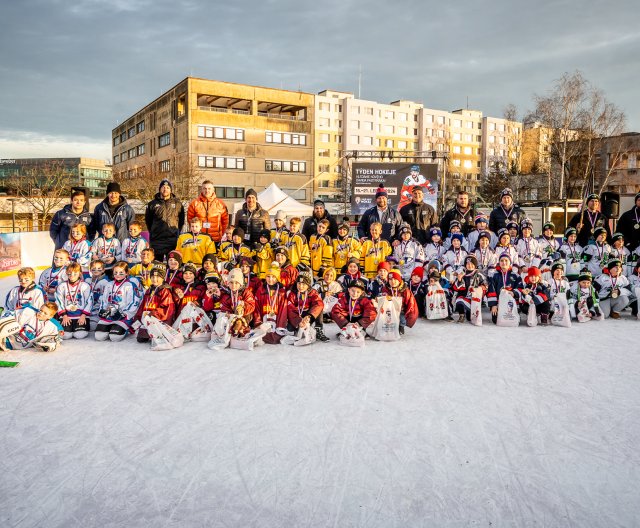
top-left (1, 302), bottom-right (63, 352)
top-left (217, 268), bottom-right (256, 338)
top-left (339, 257), bottom-right (368, 290)
top-left (129, 248), bottom-right (157, 291)
top-left (134, 264), bottom-right (177, 343)
top-left (366, 261), bottom-right (390, 299)
top-left (381, 269), bottom-right (419, 334)
top-left (548, 262), bottom-right (570, 301)
top-left (95, 262), bottom-right (141, 342)
top-left (392, 223), bottom-right (425, 281)
top-left (568, 270), bottom-right (603, 321)
top-left (55, 262), bottom-right (92, 339)
top-left (595, 259), bottom-right (631, 319)
top-left (286, 268), bottom-right (327, 342)
top-left (5, 267), bottom-right (46, 313)
top-left (39, 249), bottom-right (70, 302)
top-left (252, 263), bottom-right (288, 344)
top-left (517, 267), bottom-right (551, 325)
top-left (86, 259), bottom-right (110, 331)
top-left (451, 255), bottom-right (488, 323)
top-left (313, 266), bottom-right (343, 323)
top-left (331, 278), bottom-right (377, 338)
top-left (174, 263), bottom-right (205, 314)
top-left (408, 266), bottom-right (427, 318)
top-left (487, 254), bottom-right (523, 325)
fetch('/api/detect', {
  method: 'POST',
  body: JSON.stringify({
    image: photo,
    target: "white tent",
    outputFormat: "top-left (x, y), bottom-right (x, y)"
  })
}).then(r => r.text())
top-left (232, 183), bottom-right (313, 218)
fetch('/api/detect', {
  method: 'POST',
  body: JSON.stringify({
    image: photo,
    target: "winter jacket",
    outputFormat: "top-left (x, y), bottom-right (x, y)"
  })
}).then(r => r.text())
top-left (243, 273), bottom-right (263, 295)
top-left (269, 227), bottom-right (290, 248)
top-left (145, 193), bottom-right (186, 255)
top-left (366, 277), bottom-right (387, 299)
top-left (357, 206), bottom-right (403, 242)
top-left (617, 205), bottom-right (640, 251)
top-left (286, 287), bottom-right (324, 327)
top-left (187, 194), bottom-right (229, 242)
top-left (49, 204), bottom-right (95, 250)
top-left (487, 266), bottom-right (524, 307)
top-left (568, 210), bottom-right (612, 247)
top-left (164, 268), bottom-right (184, 289)
top-left (381, 282), bottom-right (419, 327)
top-left (279, 262), bottom-right (299, 289)
top-left (330, 293), bottom-right (377, 329)
top-left (93, 196), bottom-right (136, 242)
top-left (253, 283), bottom-right (289, 328)
top-left (440, 206), bottom-right (475, 237)
top-left (452, 270), bottom-right (488, 299)
top-left (518, 279), bottom-right (550, 306)
top-left (218, 287), bottom-right (256, 327)
top-left (175, 282), bottom-right (206, 312)
top-left (234, 203), bottom-right (271, 245)
top-left (302, 211), bottom-right (339, 240)
top-left (399, 201), bottom-right (439, 244)
top-left (134, 284), bottom-right (176, 324)
top-left (488, 204), bottom-right (525, 234)
top-left (55, 279), bottom-right (92, 318)
top-left (409, 281), bottom-right (428, 317)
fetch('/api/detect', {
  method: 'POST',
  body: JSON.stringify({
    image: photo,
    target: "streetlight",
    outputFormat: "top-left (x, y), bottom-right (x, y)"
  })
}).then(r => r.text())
top-left (7, 198), bottom-right (19, 233)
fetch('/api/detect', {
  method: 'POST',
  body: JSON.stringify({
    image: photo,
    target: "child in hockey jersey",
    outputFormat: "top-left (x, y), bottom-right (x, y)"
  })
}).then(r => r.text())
top-left (309, 219), bottom-right (334, 278)
top-left (452, 255), bottom-right (488, 323)
top-left (134, 264), bottom-right (176, 343)
top-left (86, 259), bottom-right (109, 330)
top-left (467, 214), bottom-right (498, 250)
top-left (218, 227), bottom-right (253, 269)
top-left (473, 231), bottom-right (498, 278)
top-left (254, 230), bottom-right (274, 279)
top-left (270, 210), bottom-right (290, 248)
top-left (408, 266), bottom-right (428, 318)
top-left (568, 270), bottom-right (602, 320)
top-left (273, 246), bottom-right (298, 289)
top-left (5, 267), bottom-right (45, 313)
top-left (392, 223), bottom-right (425, 281)
top-left (559, 227), bottom-right (584, 282)
top-left (507, 221), bottom-right (520, 245)
top-left (340, 257), bottom-right (369, 291)
top-left (165, 250), bottom-right (184, 288)
top-left (217, 268), bottom-right (256, 337)
top-left (95, 262), bottom-right (141, 341)
top-left (196, 253), bottom-right (219, 283)
top-left (91, 223), bottom-right (121, 277)
top-left (595, 259), bottom-right (631, 319)
top-left (360, 222), bottom-right (393, 279)
top-left (63, 223), bottom-right (92, 275)
top-left (518, 267), bottom-right (551, 325)
top-left (332, 221), bottom-right (361, 272)
top-left (330, 278), bottom-right (377, 334)
top-left (286, 217), bottom-right (311, 268)
top-left (424, 227), bottom-right (446, 262)
top-left (40, 249), bottom-right (70, 302)
top-left (609, 233), bottom-right (632, 277)
top-left (174, 263), bottom-right (205, 313)
top-left (55, 262), bottom-right (92, 339)
top-left (366, 261), bottom-right (390, 299)
top-left (176, 217), bottom-right (216, 267)
top-left (313, 266), bottom-right (343, 323)
top-left (494, 228), bottom-right (520, 271)
top-left (121, 221), bottom-right (148, 265)
top-left (129, 248), bottom-right (156, 290)
top-left (382, 269), bottom-right (419, 334)
top-left (286, 268), bottom-right (327, 341)
top-left (252, 263), bottom-right (288, 343)
top-left (238, 256), bottom-right (262, 294)
top-left (537, 222), bottom-right (560, 259)
top-left (548, 262), bottom-right (570, 301)
top-left (2, 302), bottom-right (63, 352)
top-left (487, 254), bottom-right (524, 324)
top-left (201, 272), bottom-right (223, 323)
top-left (582, 227), bottom-right (611, 277)
top-left (443, 233), bottom-right (468, 281)
top-left (516, 219), bottom-right (541, 274)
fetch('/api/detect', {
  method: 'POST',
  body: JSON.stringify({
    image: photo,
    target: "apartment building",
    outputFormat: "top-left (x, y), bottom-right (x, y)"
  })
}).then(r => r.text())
top-left (112, 78), bottom-right (315, 207)
top-left (481, 116), bottom-right (523, 175)
top-left (521, 121), bottom-right (552, 174)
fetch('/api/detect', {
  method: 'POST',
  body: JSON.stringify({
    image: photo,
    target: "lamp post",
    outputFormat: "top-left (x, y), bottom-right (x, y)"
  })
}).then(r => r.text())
top-left (7, 198), bottom-right (18, 233)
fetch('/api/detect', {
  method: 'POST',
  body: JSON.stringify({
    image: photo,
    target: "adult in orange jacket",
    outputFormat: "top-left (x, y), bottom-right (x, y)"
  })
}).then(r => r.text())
top-left (187, 180), bottom-right (229, 242)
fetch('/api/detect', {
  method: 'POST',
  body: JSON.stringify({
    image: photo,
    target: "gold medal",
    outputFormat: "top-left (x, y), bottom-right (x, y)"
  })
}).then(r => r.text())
top-left (634, 223), bottom-right (640, 229)
top-left (612, 289), bottom-right (619, 299)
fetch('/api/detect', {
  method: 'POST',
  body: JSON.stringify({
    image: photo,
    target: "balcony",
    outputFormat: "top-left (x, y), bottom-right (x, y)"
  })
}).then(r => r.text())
top-left (257, 101), bottom-right (308, 122)
top-left (257, 112), bottom-right (303, 121)
top-left (197, 94), bottom-right (252, 115)
top-left (198, 106), bottom-right (250, 115)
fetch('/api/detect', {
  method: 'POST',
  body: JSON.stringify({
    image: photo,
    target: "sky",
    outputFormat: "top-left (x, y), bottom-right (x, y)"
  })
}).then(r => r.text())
top-left (1, 0), bottom-right (638, 161)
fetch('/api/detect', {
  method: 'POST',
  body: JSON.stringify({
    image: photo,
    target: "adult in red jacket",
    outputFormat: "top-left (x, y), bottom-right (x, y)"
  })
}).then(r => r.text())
top-left (286, 271), bottom-right (324, 331)
top-left (134, 265), bottom-right (177, 342)
top-left (218, 268), bottom-right (256, 336)
top-left (331, 278), bottom-right (377, 331)
top-left (381, 269), bottom-right (419, 331)
top-left (187, 180), bottom-right (229, 243)
top-left (253, 264), bottom-right (288, 343)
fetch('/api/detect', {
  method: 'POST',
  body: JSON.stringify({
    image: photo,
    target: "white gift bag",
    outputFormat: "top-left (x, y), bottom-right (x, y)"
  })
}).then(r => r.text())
top-left (322, 295), bottom-right (340, 315)
top-left (469, 288), bottom-right (483, 327)
top-left (370, 296), bottom-right (402, 341)
top-left (496, 289), bottom-right (520, 327)
top-left (173, 302), bottom-right (213, 341)
top-left (526, 298), bottom-right (538, 327)
top-left (426, 285), bottom-right (448, 320)
top-left (551, 292), bottom-right (571, 328)
top-left (576, 298), bottom-right (591, 323)
top-left (339, 322), bottom-right (365, 347)
top-left (281, 325), bottom-right (317, 346)
top-left (208, 313), bottom-right (233, 350)
top-left (229, 324), bottom-right (268, 351)
top-left (143, 314), bottom-right (184, 350)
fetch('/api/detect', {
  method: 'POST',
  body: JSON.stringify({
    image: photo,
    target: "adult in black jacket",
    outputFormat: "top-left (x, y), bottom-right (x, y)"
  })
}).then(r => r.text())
top-left (399, 186), bottom-right (438, 244)
top-left (145, 179), bottom-right (185, 262)
top-left (488, 188), bottom-right (525, 234)
top-left (440, 191), bottom-right (475, 236)
top-left (92, 181), bottom-right (135, 242)
top-left (49, 190), bottom-right (95, 249)
top-left (616, 192), bottom-right (640, 251)
top-left (568, 194), bottom-right (612, 247)
top-left (302, 200), bottom-right (338, 240)
top-left (357, 185), bottom-right (403, 243)
top-left (234, 188), bottom-right (271, 246)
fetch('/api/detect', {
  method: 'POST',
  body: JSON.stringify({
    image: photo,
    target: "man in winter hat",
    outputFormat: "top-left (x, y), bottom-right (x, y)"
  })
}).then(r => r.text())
top-left (357, 182), bottom-right (403, 243)
top-left (144, 179), bottom-right (185, 262)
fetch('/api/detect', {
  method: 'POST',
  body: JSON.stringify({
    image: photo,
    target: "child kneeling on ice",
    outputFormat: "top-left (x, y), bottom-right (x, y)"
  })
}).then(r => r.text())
top-left (1, 302), bottom-right (63, 352)
top-left (218, 268), bottom-right (256, 338)
top-left (381, 269), bottom-right (419, 334)
top-left (595, 259), bottom-right (631, 319)
top-left (452, 255), bottom-right (488, 323)
top-left (252, 262), bottom-right (289, 344)
top-left (55, 262), bottom-right (92, 339)
top-left (568, 270), bottom-right (603, 321)
top-left (331, 278), bottom-right (377, 338)
top-left (134, 264), bottom-right (177, 343)
top-left (95, 262), bottom-right (141, 342)
top-left (285, 267), bottom-right (326, 343)
top-left (517, 267), bottom-right (551, 325)
top-left (487, 254), bottom-right (523, 324)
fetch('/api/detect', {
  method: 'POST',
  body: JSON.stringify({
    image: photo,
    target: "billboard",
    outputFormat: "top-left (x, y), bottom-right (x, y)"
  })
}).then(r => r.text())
top-left (351, 162), bottom-right (438, 215)
top-left (0, 233), bottom-right (22, 273)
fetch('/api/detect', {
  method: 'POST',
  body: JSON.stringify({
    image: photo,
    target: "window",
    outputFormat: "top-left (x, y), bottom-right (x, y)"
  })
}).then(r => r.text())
top-left (498, 124), bottom-right (505, 132)
top-left (128, 148), bottom-right (136, 159)
top-left (466, 121), bottom-right (473, 129)
top-left (319, 102), bottom-right (330, 111)
top-left (398, 112), bottom-right (408, 121)
top-left (198, 155), bottom-right (245, 170)
top-left (489, 135), bottom-right (495, 143)
top-left (120, 132), bottom-right (127, 142)
top-left (265, 131), bottom-right (306, 145)
top-left (397, 140), bottom-right (407, 149)
top-left (213, 186), bottom-right (245, 199)
top-left (385, 110), bottom-right (394, 119)
top-left (464, 134), bottom-right (472, 142)
top-left (398, 126), bottom-right (408, 135)
top-left (113, 136), bottom-right (120, 146)
top-left (453, 119), bottom-right (462, 128)
top-left (374, 138), bottom-right (381, 147)
top-left (318, 149), bottom-right (330, 157)
top-left (499, 136), bottom-right (506, 145)
top-left (136, 121), bottom-right (145, 133)
top-left (453, 159), bottom-right (461, 167)
top-left (318, 180), bottom-right (330, 188)
top-left (353, 106), bottom-right (361, 114)
top-left (128, 126), bottom-right (136, 138)
top-left (437, 130), bottom-right (445, 138)
top-left (335, 119), bottom-right (342, 127)
top-left (159, 132), bottom-right (171, 148)
top-left (137, 143), bottom-right (145, 155)
top-left (351, 120), bottom-right (360, 129)
top-left (364, 107), bottom-right (373, 115)
top-left (489, 123), bottom-right (496, 131)
top-left (159, 160), bottom-right (171, 172)
top-left (318, 164), bottom-right (330, 172)
top-left (350, 135), bottom-right (359, 144)
top-left (463, 146), bottom-right (472, 155)
top-left (197, 125), bottom-right (245, 141)
top-left (453, 133), bottom-right (461, 141)
top-left (463, 160), bottom-right (472, 168)
top-left (489, 148), bottom-right (495, 156)
top-left (361, 136), bottom-right (373, 146)
top-left (477, 135), bottom-right (482, 142)
top-left (413, 129), bottom-right (418, 135)
top-left (335, 104), bottom-right (342, 112)
top-left (265, 159), bottom-right (306, 173)
top-left (362, 121), bottom-right (373, 131)
top-left (335, 135), bottom-right (342, 142)
top-left (453, 146), bottom-right (461, 154)
top-left (319, 133), bottom-right (330, 142)
top-left (113, 154), bottom-right (120, 164)
top-left (437, 116), bottom-right (445, 125)
top-left (121, 151), bottom-right (127, 161)
top-left (385, 139), bottom-right (393, 148)
top-left (319, 117), bottom-right (330, 127)
top-left (384, 125), bottom-right (394, 134)
top-left (425, 128), bottom-right (432, 136)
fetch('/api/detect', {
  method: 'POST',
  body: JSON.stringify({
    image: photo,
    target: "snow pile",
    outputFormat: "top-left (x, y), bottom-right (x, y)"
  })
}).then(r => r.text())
top-left (1, 307), bottom-right (639, 526)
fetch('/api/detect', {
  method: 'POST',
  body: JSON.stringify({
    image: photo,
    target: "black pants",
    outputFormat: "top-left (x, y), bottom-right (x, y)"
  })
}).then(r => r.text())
top-left (61, 317), bottom-right (90, 334)
top-left (520, 301), bottom-right (550, 315)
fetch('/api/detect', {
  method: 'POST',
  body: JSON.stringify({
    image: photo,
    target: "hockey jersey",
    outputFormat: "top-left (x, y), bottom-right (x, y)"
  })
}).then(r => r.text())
top-left (91, 237), bottom-right (122, 269)
top-left (176, 232), bottom-right (216, 266)
top-left (39, 266), bottom-right (69, 302)
top-left (55, 279), bottom-right (92, 318)
top-left (98, 278), bottom-right (140, 328)
top-left (63, 238), bottom-right (92, 271)
top-left (5, 283), bottom-right (45, 313)
top-left (121, 236), bottom-right (148, 265)
top-left (392, 239), bottom-right (426, 281)
top-left (5, 306), bottom-right (63, 351)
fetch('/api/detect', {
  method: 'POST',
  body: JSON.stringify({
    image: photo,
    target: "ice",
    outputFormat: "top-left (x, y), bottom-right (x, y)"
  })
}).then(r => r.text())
top-left (1, 275), bottom-right (639, 527)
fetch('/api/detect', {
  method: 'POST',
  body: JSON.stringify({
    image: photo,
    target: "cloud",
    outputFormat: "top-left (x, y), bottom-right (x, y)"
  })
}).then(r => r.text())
top-left (0, 129), bottom-right (110, 160)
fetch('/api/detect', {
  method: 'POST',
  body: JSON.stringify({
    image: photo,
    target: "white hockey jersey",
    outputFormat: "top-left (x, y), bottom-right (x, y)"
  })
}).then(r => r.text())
top-left (5, 306), bottom-right (63, 351)
top-left (91, 237), bottom-right (122, 268)
top-left (55, 280), bottom-right (93, 318)
top-left (467, 230), bottom-right (499, 250)
top-left (39, 266), bottom-right (69, 302)
top-left (5, 284), bottom-right (46, 313)
top-left (583, 242), bottom-right (611, 277)
top-left (473, 248), bottom-right (498, 278)
top-left (98, 278), bottom-right (140, 327)
top-left (515, 237), bottom-right (542, 268)
top-left (424, 242), bottom-right (447, 263)
top-left (85, 275), bottom-right (111, 319)
top-left (595, 273), bottom-right (631, 299)
top-left (62, 238), bottom-right (92, 271)
top-left (121, 236), bottom-right (148, 265)
top-left (537, 236), bottom-right (560, 257)
top-left (392, 239), bottom-right (426, 280)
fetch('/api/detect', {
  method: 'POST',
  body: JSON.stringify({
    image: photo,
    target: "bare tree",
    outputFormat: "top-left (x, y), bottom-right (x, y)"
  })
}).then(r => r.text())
top-left (6, 161), bottom-right (75, 230)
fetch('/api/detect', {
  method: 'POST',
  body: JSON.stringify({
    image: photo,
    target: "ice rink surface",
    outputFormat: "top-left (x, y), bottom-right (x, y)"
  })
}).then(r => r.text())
top-left (1, 311), bottom-right (639, 528)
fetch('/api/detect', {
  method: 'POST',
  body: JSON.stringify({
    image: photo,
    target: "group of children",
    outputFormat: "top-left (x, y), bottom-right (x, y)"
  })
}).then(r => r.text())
top-left (2, 206), bottom-right (639, 352)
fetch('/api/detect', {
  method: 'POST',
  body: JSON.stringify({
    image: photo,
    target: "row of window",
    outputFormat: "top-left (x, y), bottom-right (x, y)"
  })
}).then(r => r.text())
top-left (114, 143), bottom-right (145, 164)
top-left (317, 103), bottom-right (416, 122)
top-left (113, 120), bottom-right (145, 146)
top-left (197, 126), bottom-right (245, 141)
top-left (265, 131), bottom-right (307, 145)
top-left (197, 155), bottom-right (307, 173)
top-left (348, 136), bottom-right (418, 149)
top-left (452, 159), bottom-right (482, 169)
top-left (265, 160), bottom-right (306, 173)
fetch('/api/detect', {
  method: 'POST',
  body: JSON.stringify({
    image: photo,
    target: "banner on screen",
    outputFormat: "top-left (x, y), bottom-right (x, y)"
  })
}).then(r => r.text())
top-left (351, 163), bottom-right (438, 215)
